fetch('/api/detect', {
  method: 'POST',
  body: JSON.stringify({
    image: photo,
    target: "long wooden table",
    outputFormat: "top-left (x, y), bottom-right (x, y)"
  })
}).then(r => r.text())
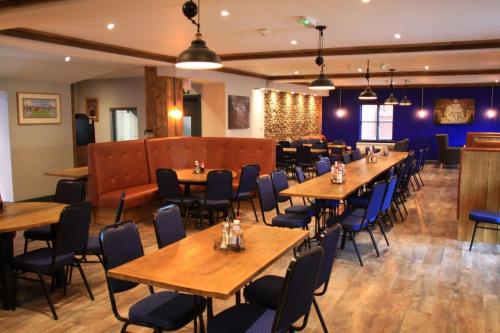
top-left (0, 202), bottom-right (66, 310)
top-left (108, 223), bottom-right (308, 300)
top-left (283, 147), bottom-right (327, 154)
top-left (281, 152), bottom-right (407, 200)
top-left (44, 166), bottom-right (89, 179)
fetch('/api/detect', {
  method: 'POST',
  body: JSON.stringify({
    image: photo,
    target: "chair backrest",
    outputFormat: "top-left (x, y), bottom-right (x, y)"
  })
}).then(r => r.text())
top-left (205, 170), bottom-right (233, 201)
top-left (278, 141), bottom-right (291, 147)
top-left (332, 139), bottom-right (344, 145)
top-left (257, 175), bottom-right (278, 215)
top-left (351, 148), bottom-right (362, 161)
top-left (53, 202), bottom-right (92, 258)
top-left (414, 148), bottom-right (425, 171)
top-left (420, 147), bottom-right (430, 170)
top-left (331, 146), bottom-right (343, 155)
top-left (276, 145), bottom-right (285, 164)
top-left (156, 168), bottom-right (182, 202)
top-left (237, 164), bottom-right (260, 195)
top-left (295, 166), bottom-right (306, 184)
top-left (272, 247), bottom-right (324, 333)
top-left (311, 142), bottom-right (323, 149)
top-left (114, 191), bottom-right (126, 224)
top-left (296, 146), bottom-right (312, 164)
top-left (394, 138), bottom-right (409, 152)
top-left (153, 205), bottom-right (186, 248)
top-left (363, 181), bottom-right (387, 224)
top-left (316, 224), bottom-right (342, 291)
top-left (271, 170), bottom-right (290, 204)
top-left (54, 179), bottom-right (85, 205)
top-left (100, 221), bottom-right (143, 294)
top-left (380, 175), bottom-right (398, 213)
top-left (435, 134), bottom-right (449, 151)
top-left (316, 160), bottom-right (329, 176)
top-left (386, 166), bottom-right (395, 180)
top-left (320, 156), bottom-right (331, 169)
top-left (290, 141), bottom-right (303, 148)
top-left (341, 153), bottom-right (351, 164)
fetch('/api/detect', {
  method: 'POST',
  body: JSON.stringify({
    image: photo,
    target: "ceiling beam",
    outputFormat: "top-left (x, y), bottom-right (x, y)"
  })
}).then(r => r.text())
top-left (269, 69), bottom-right (500, 81)
top-left (293, 82), bottom-right (500, 89)
top-left (220, 39), bottom-right (500, 62)
top-left (0, 0), bottom-right (69, 10)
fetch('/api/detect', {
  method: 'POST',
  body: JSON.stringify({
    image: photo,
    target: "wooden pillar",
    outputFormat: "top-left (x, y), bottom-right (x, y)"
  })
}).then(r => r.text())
top-left (144, 66), bottom-right (183, 137)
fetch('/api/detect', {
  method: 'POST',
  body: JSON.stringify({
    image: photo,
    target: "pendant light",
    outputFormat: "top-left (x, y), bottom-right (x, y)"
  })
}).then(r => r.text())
top-left (176, 0), bottom-right (222, 70)
top-left (310, 26), bottom-right (335, 90)
top-left (399, 79), bottom-right (412, 106)
top-left (384, 69), bottom-right (399, 105)
top-left (359, 60), bottom-right (377, 100)
top-left (486, 85), bottom-right (497, 119)
top-left (416, 87), bottom-right (427, 119)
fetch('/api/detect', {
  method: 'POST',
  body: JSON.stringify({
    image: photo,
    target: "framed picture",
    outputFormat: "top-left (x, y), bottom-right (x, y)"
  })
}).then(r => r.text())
top-left (85, 97), bottom-right (99, 122)
top-left (17, 92), bottom-right (61, 125)
top-left (228, 95), bottom-right (250, 129)
top-left (434, 99), bottom-right (475, 124)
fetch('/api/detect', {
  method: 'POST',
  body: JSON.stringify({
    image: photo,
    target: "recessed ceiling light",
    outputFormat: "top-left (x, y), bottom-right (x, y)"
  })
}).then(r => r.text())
top-left (107, 23), bottom-right (115, 30)
top-left (362, 0), bottom-right (371, 3)
top-left (496, 79), bottom-right (499, 83)
top-left (424, 65), bottom-right (430, 70)
top-left (290, 40), bottom-right (298, 45)
top-left (357, 68), bottom-right (363, 72)
top-left (294, 70), bottom-right (299, 75)
top-left (394, 33), bottom-right (401, 39)
top-left (220, 10), bottom-right (230, 17)
top-left (64, 56), bottom-right (71, 62)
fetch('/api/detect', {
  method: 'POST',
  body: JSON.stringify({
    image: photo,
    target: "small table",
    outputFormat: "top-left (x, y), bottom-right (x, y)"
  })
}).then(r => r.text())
top-left (175, 168), bottom-right (236, 184)
top-left (108, 224), bottom-right (308, 325)
top-left (44, 166), bottom-right (89, 180)
top-left (0, 202), bottom-right (66, 310)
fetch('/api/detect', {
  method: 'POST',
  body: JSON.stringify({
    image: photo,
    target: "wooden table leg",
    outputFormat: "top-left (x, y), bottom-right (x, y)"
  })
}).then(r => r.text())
top-left (0, 232), bottom-right (15, 310)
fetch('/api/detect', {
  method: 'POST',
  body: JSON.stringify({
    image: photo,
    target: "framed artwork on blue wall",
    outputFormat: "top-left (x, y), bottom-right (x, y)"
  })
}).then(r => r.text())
top-left (434, 99), bottom-right (475, 124)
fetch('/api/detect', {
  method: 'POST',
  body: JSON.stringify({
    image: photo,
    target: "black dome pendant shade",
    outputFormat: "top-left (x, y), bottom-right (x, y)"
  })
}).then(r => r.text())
top-left (384, 69), bottom-right (399, 105)
top-left (359, 60), bottom-right (377, 100)
top-left (399, 79), bottom-right (412, 106)
top-left (309, 26), bottom-right (335, 90)
top-left (176, 0), bottom-right (222, 70)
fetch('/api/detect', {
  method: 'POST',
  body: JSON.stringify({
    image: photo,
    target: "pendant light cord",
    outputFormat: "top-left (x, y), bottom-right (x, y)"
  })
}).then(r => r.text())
top-left (421, 87), bottom-right (424, 109)
top-left (491, 85), bottom-right (494, 109)
top-left (197, 0), bottom-right (200, 33)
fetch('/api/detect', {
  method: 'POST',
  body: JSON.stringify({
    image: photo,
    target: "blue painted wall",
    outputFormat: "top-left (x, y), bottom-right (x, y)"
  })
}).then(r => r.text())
top-left (322, 86), bottom-right (499, 159)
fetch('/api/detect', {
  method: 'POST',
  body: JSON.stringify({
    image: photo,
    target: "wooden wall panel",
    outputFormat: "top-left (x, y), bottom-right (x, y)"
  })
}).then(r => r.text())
top-left (457, 149), bottom-right (500, 243)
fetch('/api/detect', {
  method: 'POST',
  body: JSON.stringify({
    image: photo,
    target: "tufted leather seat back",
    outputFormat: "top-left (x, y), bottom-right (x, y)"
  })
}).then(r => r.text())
top-left (88, 140), bottom-right (150, 205)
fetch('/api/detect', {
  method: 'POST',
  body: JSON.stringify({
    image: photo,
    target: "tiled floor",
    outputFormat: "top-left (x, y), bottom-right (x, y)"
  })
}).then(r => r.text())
top-left (1, 166), bottom-right (498, 332)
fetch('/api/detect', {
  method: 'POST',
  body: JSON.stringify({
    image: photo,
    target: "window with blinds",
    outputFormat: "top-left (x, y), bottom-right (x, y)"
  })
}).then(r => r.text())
top-left (360, 104), bottom-right (394, 141)
top-left (111, 108), bottom-right (138, 141)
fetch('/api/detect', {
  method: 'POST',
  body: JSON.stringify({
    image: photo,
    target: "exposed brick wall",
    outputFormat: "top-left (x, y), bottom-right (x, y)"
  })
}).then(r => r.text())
top-left (264, 91), bottom-right (322, 141)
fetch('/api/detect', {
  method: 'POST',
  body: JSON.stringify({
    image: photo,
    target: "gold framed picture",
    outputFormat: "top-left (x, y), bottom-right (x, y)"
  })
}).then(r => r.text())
top-left (85, 97), bottom-right (99, 122)
top-left (434, 99), bottom-right (475, 124)
top-left (17, 92), bottom-right (61, 125)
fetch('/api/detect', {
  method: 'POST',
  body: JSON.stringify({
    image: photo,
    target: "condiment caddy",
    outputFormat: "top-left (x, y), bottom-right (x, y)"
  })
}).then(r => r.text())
top-left (366, 147), bottom-right (378, 163)
top-left (214, 215), bottom-right (245, 252)
top-left (330, 161), bottom-right (346, 184)
top-left (193, 160), bottom-right (205, 174)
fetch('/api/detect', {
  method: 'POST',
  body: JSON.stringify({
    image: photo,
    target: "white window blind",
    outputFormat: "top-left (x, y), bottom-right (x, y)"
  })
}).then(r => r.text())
top-left (360, 105), bottom-right (394, 140)
top-left (111, 108), bottom-right (138, 141)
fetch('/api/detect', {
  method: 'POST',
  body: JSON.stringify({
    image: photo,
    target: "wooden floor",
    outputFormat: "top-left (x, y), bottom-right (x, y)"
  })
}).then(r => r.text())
top-left (1, 166), bottom-right (499, 332)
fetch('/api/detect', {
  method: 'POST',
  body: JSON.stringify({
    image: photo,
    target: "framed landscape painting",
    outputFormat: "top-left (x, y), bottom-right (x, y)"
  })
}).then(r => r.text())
top-left (434, 98), bottom-right (474, 124)
top-left (228, 95), bottom-right (250, 129)
top-left (17, 92), bottom-right (61, 125)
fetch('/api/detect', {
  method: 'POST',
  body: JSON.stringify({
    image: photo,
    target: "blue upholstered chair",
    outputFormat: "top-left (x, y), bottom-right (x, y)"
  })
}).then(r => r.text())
top-left (351, 148), bottom-right (362, 161)
top-left (337, 180), bottom-right (387, 266)
top-left (256, 175), bottom-right (311, 231)
top-left (341, 153), bottom-right (351, 164)
top-left (153, 205), bottom-right (186, 249)
top-left (271, 170), bottom-right (315, 218)
top-left (244, 224), bottom-right (342, 333)
top-left (207, 246), bottom-right (324, 333)
top-left (199, 170), bottom-right (235, 225)
top-left (315, 160), bottom-right (329, 177)
top-left (99, 221), bottom-right (206, 333)
top-left (296, 146), bottom-right (314, 176)
top-left (23, 179), bottom-right (85, 252)
top-left (468, 210), bottom-right (500, 251)
top-left (234, 164), bottom-right (260, 221)
top-left (13, 202), bottom-right (94, 320)
top-left (156, 168), bottom-right (199, 216)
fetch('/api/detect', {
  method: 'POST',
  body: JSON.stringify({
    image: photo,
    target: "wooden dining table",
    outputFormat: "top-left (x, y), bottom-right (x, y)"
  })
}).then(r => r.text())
top-left (0, 202), bottom-right (66, 310)
top-left (44, 166), bottom-right (89, 179)
top-left (282, 147), bottom-right (328, 154)
top-left (175, 168), bottom-right (237, 184)
top-left (108, 223), bottom-right (309, 323)
top-left (280, 152), bottom-right (407, 200)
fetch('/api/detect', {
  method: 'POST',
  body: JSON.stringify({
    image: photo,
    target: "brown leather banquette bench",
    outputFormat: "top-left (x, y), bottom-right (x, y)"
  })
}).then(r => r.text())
top-left (88, 137), bottom-right (275, 223)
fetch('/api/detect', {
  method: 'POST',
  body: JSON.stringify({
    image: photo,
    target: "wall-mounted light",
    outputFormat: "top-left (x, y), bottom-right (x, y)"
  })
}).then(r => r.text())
top-left (416, 87), bottom-right (427, 119)
top-left (169, 77), bottom-right (183, 121)
top-left (485, 85), bottom-right (497, 119)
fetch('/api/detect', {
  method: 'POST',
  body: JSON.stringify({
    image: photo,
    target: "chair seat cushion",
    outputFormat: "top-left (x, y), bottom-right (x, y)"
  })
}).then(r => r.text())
top-left (207, 303), bottom-right (275, 333)
top-left (284, 205), bottom-right (315, 217)
top-left (204, 199), bottom-right (231, 208)
top-left (233, 191), bottom-right (254, 200)
top-left (13, 248), bottom-right (73, 272)
top-left (272, 214), bottom-right (310, 228)
top-left (99, 183), bottom-right (158, 209)
top-left (23, 225), bottom-right (52, 241)
top-left (163, 197), bottom-right (198, 206)
top-left (243, 275), bottom-right (283, 310)
top-left (339, 213), bottom-right (365, 232)
top-left (469, 210), bottom-right (500, 224)
top-left (129, 291), bottom-right (206, 331)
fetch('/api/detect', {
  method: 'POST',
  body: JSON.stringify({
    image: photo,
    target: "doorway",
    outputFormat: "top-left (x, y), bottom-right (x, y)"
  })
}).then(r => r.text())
top-left (183, 95), bottom-right (202, 137)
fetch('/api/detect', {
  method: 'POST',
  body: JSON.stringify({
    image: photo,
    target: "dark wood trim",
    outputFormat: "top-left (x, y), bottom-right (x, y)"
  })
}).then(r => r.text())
top-left (217, 67), bottom-right (270, 80)
top-left (300, 82), bottom-right (500, 89)
top-left (0, 28), bottom-right (178, 63)
top-left (0, 0), bottom-right (69, 10)
top-left (270, 69), bottom-right (500, 81)
top-left (220, 39), bottom-right (500, 61)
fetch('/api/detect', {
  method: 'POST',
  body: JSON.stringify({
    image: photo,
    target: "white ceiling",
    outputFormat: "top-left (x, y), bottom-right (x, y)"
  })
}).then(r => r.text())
top-left (0, 0), bottom-right (498, 84)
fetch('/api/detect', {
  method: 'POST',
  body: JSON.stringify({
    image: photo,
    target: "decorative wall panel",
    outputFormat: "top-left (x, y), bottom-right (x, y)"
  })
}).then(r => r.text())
top-left (264, 91), bottom-right (322, 140)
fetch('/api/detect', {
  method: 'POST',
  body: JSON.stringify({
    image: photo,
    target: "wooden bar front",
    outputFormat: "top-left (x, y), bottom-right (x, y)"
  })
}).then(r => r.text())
top-left (457, 148), bottom-right (500, 243)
